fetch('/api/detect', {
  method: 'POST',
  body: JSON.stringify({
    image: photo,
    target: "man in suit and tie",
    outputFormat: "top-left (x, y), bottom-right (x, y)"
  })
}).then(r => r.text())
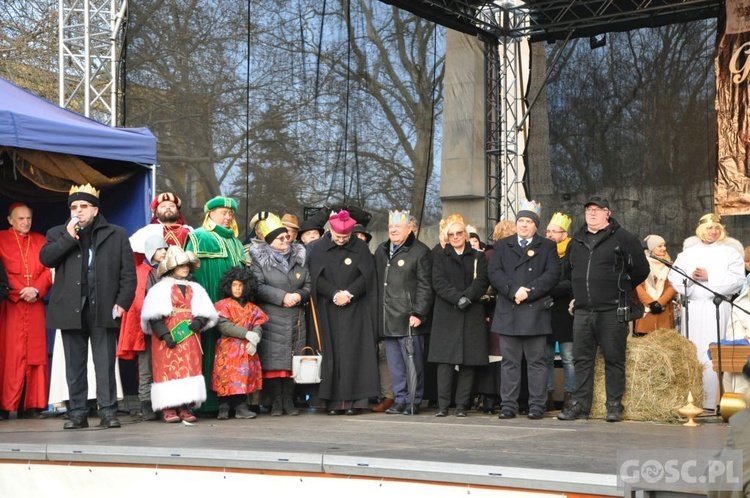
top-left (488, 201), bottom-right (560, 420)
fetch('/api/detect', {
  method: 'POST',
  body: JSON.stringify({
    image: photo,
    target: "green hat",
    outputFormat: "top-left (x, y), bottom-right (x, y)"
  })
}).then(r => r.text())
top-left (204, 196), bottom-right (238, 213)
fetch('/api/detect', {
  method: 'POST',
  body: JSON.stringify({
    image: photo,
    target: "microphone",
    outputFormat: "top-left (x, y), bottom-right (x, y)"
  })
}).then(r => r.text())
top-left (72, 215), bottom-right (81, 233)
top-left (649, 252), bottom-right (672, 267)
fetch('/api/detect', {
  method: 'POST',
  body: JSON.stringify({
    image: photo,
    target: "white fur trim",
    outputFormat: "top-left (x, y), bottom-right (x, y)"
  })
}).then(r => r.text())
top-left (151, 375), bottom-right (207, 411)
top-left (141, 277), bottom-right (219, 333)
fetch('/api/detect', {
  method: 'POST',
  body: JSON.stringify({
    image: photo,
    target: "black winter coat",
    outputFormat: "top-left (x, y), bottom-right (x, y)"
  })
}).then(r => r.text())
top-left (249, 242), bottom-right (311, 371)
top-left (40, 214), bottom-right (136, 330)
top-left (488, 233), bottom-right (560, 336)
top-left (564, 217), bottom-right (649, 312)
top-left (428, 243), bottom-right (489, 366)
top-left (374, 232), bottom-right (434, 338)
top-left (549, 240), bottom-right (574, 343)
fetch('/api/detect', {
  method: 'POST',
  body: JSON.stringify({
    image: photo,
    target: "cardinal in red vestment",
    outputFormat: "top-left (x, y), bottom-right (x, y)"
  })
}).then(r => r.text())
top-left (0, 203), bottom-right (53, 418)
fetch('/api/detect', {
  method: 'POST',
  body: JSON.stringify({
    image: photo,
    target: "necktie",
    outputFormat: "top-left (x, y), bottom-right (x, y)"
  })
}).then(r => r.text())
top-left (520, 239), bottom-right (528, 249)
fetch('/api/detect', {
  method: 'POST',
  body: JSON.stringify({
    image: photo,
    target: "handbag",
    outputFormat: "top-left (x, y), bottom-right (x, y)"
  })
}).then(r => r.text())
top-left (292, 297), bottom-right (323, 384)
top-left (169, 320), bottom-right (194, 345)
top-left (292, 346), bottom-right (322, 384)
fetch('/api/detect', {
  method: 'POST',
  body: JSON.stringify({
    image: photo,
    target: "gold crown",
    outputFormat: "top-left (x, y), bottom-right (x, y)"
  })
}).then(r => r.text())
top-left (549, 212), bottom-right (572, 232)
top-left (466, 224), bottom-right (478, 235)
top-left (699, 213), bottom-right (721, 225)
top-left (256, 213), bottom-right (286, 240)
top-left (68, 183), bottom-right (100, 198)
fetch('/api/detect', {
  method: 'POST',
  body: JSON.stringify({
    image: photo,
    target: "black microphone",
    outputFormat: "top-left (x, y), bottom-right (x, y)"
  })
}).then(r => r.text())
top-left (649, 252), bottom-right (672, 267)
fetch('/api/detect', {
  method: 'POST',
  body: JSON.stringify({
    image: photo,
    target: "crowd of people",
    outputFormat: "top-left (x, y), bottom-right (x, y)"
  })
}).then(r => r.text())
top-left (0, 186), bottom-right (747, 428)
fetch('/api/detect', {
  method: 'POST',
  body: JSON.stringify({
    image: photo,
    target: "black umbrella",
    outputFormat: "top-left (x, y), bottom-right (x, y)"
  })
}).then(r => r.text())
top-left (404, 326), bottom-right (418, 415)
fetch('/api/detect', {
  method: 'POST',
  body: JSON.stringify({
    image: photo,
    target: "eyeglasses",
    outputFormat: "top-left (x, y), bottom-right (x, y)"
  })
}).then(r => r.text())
top-left (545, 229), bottom-right (565, 234)
top-left (276, 234), bottom-right (291, 242)
top-left (585, 207), bottom-right (608, 214)
top-left (447, 231), bottom-right (465, 238)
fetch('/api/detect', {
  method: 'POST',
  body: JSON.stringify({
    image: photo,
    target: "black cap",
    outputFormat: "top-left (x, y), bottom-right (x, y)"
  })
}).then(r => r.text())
top-left (584, 196), bottom-right (609, 209)
top-left (352, 223), bottom-right (372, 244)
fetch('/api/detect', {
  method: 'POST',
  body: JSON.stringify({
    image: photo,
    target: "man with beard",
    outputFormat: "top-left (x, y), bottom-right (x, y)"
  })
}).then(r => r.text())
top-left (185, 196), bottom-right (247, 414)
top-left (308, 210), bottom-right (380, 415)
top-left (129, 192), bottom-right (193, 259)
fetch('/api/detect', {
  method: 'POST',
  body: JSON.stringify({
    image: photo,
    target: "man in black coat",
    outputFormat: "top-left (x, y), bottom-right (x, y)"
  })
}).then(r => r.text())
top-left (374, 210), bottom-right (434, 415)
top-left (557, 196), bottom-right (649, 423)
top-left (489, 203), bottom-right (560, 420)
top-left (40, 184), bottom-right (136, 429)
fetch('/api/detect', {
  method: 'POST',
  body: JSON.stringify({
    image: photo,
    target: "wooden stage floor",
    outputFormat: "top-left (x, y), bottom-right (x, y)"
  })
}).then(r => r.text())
top-left (0, 406), bottom-right (730, 496)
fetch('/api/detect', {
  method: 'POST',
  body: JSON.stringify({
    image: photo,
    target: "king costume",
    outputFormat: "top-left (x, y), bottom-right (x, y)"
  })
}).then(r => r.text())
top-left (185, 196), bottom-right (246, 412)
top-left (0, 223), bottom-right (53, 413)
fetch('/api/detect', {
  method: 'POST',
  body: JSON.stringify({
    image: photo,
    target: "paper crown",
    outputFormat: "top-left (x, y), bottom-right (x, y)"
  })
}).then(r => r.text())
top-left (69, 183), bottom-right (99, 197)
top-left (518, 200), bottom-right (542, 215)
top-left (442, 214), bottom-right (466, 234)
top-left (699, 213), bottom-right (721, 225)
top-left (151, 192), bottom-right (182, 211)
top-left (68, 183), bottom-right (100, 207)
top-left (549, 212), bottom-right (572, 232)
top-left (466, 224), bottom-right (479, 236)
top-left (328, 210), bottom-right (356, 234)
top-left (256, 213), bottom-right (288, 243)
top-left (388, 210), bottom-right (410, 226)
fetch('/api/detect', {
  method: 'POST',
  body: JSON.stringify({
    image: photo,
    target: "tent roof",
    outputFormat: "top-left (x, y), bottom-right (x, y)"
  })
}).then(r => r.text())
top-left (0, 76), bottom-right (156, 165)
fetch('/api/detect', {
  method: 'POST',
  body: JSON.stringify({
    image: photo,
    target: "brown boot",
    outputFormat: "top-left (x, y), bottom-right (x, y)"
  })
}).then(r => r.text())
top-left (545, 391), bottom-right (555, 412)
top-left (563, 392), bottom-right (572, 411)
top-left (371, 398), bottom-right (394, 412)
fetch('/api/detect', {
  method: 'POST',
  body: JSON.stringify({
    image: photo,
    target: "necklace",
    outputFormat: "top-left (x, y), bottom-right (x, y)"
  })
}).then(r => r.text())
top-left (12, 228), bottom-right (32, 285)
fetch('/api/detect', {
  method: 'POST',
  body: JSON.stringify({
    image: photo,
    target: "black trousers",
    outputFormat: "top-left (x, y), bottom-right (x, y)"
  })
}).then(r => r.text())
top-left (436, 363), bottom-right (475, 409)
top-left (570, 309), bottom-right (628, 412)
top-left (61, 309), bottom-right (119, 420)
top-left (499, 334), bottom-right (548, 413)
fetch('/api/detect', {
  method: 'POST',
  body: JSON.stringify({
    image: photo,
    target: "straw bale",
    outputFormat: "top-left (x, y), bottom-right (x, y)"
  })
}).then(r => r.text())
top-left (590, 328), bottom-right (703, 422)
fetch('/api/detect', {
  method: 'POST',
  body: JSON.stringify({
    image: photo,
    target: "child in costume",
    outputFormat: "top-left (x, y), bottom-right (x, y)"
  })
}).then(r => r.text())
top-left (141, 246), bottom-right (218, 423)
top-left (117, 234), bottom-right (168, 421)
top-left (213, 266), bottom-right (268, 420)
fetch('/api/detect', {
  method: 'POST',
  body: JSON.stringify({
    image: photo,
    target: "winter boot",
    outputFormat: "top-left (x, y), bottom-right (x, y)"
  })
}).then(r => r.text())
top-left (605, 401), bottom-right (624, 423)
top-left (268, 379), bottom-right (283, 416)
top-left (563, 392), bottom-right (572, 412)
top-left (141, 400), bottom-right (157, 421)
top-left (282, 378), bottom-right (300, 415)
top-left (234, 403), bottom-right (258, 419)
top-left (217, 403), bottom-right (230, 421)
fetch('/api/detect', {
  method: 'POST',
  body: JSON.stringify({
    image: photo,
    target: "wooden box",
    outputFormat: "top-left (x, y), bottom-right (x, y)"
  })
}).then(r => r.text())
top-left (709, 344), bottom-right (750, 373)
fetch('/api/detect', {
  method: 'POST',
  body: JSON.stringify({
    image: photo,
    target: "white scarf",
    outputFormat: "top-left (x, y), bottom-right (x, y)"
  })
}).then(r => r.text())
top-left (645, 253), bottom-right (670, 301)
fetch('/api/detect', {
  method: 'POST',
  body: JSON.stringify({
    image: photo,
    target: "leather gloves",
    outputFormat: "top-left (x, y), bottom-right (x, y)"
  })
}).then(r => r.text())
top-left (188, 317), bottom-right (207, 332)
top-left (162, 334), bottom-right (177, 349)
top-left (648, 301), bottom-right (664, 314)
top-left (245, 329), bottom-right (261, 356)
top-left (457, 296), bottom-right (471, 311)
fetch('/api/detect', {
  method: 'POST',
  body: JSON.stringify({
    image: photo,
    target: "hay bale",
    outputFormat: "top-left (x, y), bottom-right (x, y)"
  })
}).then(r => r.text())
top-left (590, 328), bottom-right (703, 422)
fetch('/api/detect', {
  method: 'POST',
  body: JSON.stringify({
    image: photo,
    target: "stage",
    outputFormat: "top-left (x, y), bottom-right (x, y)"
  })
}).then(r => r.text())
top-left (0, 404), bottom-right (730, 497)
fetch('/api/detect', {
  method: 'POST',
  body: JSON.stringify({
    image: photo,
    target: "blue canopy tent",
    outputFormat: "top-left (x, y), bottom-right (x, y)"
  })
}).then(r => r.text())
top-left (0, 76), bottom-right (156, 235)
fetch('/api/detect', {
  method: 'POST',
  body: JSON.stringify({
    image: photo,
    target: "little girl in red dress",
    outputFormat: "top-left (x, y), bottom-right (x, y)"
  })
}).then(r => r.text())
top-left (212, 266), bottom-right (269, 420)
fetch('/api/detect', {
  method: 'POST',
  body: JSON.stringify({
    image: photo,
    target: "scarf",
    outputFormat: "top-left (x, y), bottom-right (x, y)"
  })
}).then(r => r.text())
top-left (556, 237), bottom-right (571, 259)
top-left (645, 251), bottom-right (671, 301)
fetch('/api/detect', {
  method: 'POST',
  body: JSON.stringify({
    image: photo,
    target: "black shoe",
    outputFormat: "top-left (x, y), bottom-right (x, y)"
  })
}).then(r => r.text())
top-left (344, 408), bottom-right (360, 416)
top-left (99, 415), bottom-right (121, 428)
top-left (455, 405), bottom-right (468, 418)
top-left (19, 408), bottom-right (45, 419)
top-left (402, 404), bottom-right (420, 415)
top-left (385, 403), bottom-right (406, 415)
top-left (498, 408), bottom-right (516, 419)
top-left (557, 402), bottom-right (589, 421)
top-left (605, 402), bottom-right (624, 423)
top-left (435, 407), bottom-right (448, 417)
top-left (64, 418), bottom-right (89, 429)
top-left (0, 410), bottom-right (9, 420)
top-left (527, 409), bottom-right (544, 420)
top-left (328, 409), bottom-right (343, 416)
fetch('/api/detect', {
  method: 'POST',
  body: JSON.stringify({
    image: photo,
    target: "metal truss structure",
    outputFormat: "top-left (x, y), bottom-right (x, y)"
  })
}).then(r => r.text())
top-left (381, 0), bottom-right (721, 232)
top-left (58, 0), bottom-right (128, 126)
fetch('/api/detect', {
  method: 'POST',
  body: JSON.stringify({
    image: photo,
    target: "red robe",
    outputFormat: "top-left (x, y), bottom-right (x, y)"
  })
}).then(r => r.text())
top-left (117, 262), bottom-right (156, 360)
top-left (0, 228), bottom-right (53, 411)
top-left (211, 298), bottom-right (269, 396)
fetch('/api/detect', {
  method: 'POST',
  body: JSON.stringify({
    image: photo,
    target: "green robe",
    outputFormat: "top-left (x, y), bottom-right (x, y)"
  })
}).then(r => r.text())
top-left (185, 224), bottom-right (246, 412)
